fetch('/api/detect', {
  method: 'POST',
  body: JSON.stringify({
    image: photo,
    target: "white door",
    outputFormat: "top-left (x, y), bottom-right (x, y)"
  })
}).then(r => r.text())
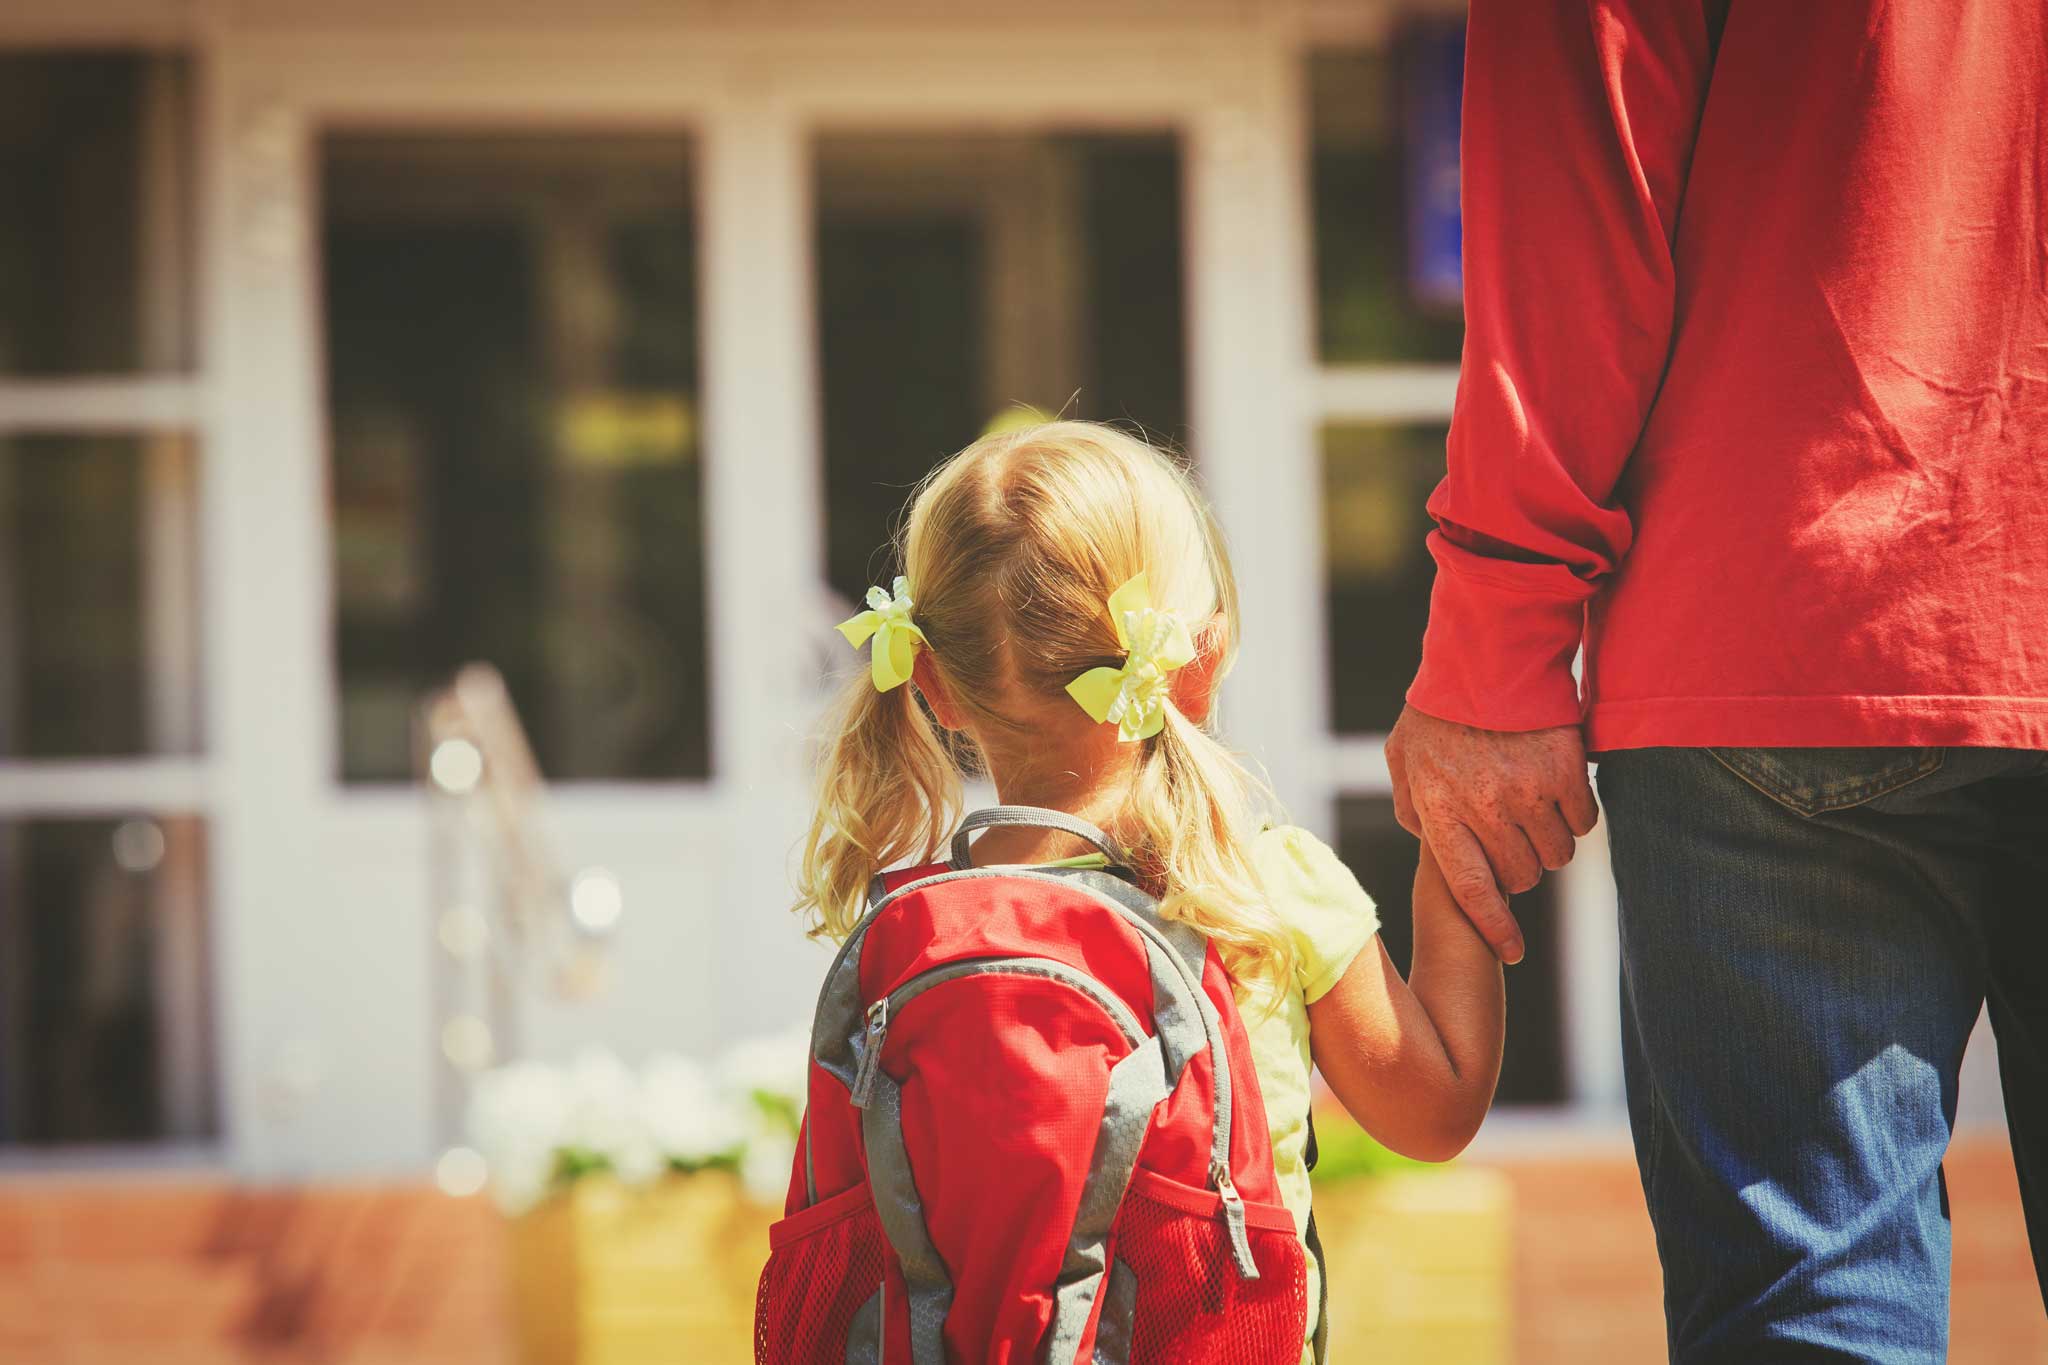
top-left (208, 16), bottom-right (1319, 1175)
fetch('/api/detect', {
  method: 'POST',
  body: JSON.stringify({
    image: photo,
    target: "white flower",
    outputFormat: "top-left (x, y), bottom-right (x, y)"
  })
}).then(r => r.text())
top-left (608, 1130), bottom-right (667, 1187)
top-left (740, 1131), bottom-right (798, 1207)
top-left (561, 1047), bottom-right (663, 1184)
top-left (466, 1061), bottom-right (571, 1216)
top-left (640, 1052), bottom-right (749, 1167)
top-left (719, 1025), bottom-right (811, 1125)
top-left (463, 1032), bottom-right (816, 1214)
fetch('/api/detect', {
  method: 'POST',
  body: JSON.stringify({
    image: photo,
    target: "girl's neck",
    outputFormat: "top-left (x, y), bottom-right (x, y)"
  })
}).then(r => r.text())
top-left (967, 758), bottom-right (1131, 866)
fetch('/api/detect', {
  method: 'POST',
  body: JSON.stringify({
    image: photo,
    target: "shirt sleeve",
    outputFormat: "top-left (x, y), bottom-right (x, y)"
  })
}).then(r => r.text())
top-left (1407, 0), bottom-right (1725, 732)
top-left (1251, 826), bottom-right (1381, 1005)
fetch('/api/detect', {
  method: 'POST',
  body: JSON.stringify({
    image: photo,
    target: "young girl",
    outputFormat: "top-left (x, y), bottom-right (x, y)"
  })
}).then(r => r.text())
top-left (795, 420), bottom-right (1505, 1360)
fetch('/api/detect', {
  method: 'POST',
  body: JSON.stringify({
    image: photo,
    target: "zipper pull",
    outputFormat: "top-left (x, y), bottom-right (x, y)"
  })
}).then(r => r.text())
top-left (849, 997), bottom-right (889, 1110)
top-left (1212, 1162), bottom-right (1261, 1279)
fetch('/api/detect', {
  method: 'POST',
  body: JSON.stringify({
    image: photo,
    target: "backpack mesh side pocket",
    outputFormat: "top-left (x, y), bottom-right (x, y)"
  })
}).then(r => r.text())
top-left (1112, 1168), bottom-right (1308, 1365)
top-left (754, 1186), bottom-right (887, 1364)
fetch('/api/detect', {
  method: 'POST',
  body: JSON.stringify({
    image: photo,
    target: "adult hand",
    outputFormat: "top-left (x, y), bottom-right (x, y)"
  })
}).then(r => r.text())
top-left (1384, 705), bottom-right (1598, 964)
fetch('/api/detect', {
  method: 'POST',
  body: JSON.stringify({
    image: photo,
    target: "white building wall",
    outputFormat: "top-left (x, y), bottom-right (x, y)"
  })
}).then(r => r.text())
top-left (10, 0), bottom-right (1998, 1181)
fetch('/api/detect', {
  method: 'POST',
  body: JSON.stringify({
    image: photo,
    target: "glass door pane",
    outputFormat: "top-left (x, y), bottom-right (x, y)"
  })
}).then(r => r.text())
top-left (1309, 36), bottom-right (1464, 365)
top-left (0, 435), bottom-right (202, 759)
top-left (0, 815), bottom-right (214, 1143)
top-left (813, 132), bottom-right (1186, 600)
top-left (1322, 421), bottom-right (1445, 735)
top-left (321, 133), bottom-right (709, 782)
top-left (0, 52), bottom-right (194, 375)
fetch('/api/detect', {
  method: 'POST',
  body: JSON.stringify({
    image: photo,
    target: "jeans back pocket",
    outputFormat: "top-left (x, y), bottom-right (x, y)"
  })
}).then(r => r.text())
top-left (1707, 746), bottom-right (1945, 817)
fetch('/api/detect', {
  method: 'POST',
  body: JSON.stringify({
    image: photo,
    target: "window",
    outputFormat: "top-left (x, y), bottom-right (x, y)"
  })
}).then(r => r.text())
top-left (1322, 421), bottom-right (1444, 736)
top-left (1307, 24), bottom-right (1467, 735)
top-left (0, 52), bottom-right (210, 1148)
top-left (1335, 796), bottom-right (1565, 1105)
top-left (814, 132), bottom-right (1186, 601)
top-left (321, 133), bottom-right (710, 783)
top-left (1309, 24), bottom-right (1576, 1105)
top-left (1309, 32), bottom-right (1464, 367)
top-left (0, 817), bottom-right (214, 1143)
top-left (0, 53), bottom-right (194, 375)
top-left (0, 435), bottom-right (202, 759)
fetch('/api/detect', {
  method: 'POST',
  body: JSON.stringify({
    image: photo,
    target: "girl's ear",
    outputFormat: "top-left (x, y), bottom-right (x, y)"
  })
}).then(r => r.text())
top-left (912, 651), bottom-right (967, 731)
top-left (1171, 619), bottom-right (1225, 725)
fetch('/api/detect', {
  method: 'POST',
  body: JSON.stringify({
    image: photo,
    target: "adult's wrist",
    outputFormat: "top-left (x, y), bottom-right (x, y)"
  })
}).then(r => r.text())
top-left (1407, 543), bottom-right (1587, 733)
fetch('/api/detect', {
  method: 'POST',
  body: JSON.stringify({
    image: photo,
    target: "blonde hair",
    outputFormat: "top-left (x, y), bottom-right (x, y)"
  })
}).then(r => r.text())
top-left (795, 421), bottom-right (1296, 1002)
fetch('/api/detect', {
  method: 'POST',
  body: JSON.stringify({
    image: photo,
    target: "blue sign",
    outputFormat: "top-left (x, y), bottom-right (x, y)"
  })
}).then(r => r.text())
top-left (1404, 19), bottom-right (1465, 311)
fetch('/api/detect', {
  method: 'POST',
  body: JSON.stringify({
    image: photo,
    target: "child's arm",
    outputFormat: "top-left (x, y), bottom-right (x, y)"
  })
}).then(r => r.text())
top-left (1306, 838), bottom-right (1507, 1161)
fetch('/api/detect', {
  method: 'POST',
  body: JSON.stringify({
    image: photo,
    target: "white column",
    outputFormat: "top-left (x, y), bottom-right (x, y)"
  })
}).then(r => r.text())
top-left (205, 73), bottom-right (327, 1171)
top-left (697, 89), bottom-right (838, 1039)
top-left (1183, 37), bottom-right (1329, 831)
top-left (206, 61), bottom-right (437, 1173)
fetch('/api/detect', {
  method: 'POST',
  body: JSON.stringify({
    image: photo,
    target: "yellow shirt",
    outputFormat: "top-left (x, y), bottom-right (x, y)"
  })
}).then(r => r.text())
top-left (1240, 825), bottom-right (1381, 1361)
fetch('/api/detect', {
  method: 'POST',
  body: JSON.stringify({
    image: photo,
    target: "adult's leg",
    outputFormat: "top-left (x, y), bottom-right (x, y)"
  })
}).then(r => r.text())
top-left (1984, 757), bottom-right (2048, 1299)
top-left (1598, 747), bottom-right (1995, 1363)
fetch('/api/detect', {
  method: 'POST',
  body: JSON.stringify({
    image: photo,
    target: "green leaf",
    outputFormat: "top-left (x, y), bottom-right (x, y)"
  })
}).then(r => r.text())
top-left (1307, 1115), bottom-right (1438, 1186)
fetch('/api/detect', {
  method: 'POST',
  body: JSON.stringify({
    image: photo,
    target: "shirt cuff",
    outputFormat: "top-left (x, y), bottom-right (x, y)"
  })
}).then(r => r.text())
top-left (1407, 532), bottom-right (1588, 732)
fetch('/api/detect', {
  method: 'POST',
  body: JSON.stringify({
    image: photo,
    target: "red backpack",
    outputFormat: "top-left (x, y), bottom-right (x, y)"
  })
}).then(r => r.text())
top-left (754, 806), bottom-right (1313, 1365)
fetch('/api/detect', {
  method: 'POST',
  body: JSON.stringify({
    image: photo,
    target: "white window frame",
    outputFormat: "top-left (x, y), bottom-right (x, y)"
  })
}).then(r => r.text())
top-left (0, 31), bottom-right (219, 1166)
top-left (1298, 17), bottom-right (1625, 1116)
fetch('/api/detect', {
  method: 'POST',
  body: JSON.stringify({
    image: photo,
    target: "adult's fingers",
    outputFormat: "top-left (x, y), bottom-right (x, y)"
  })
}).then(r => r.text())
top-left (1427, 818), bottom-right (1525, 964)
top-left (1524, 804), bottom-right (1577, 871)
top-left (1387, 745), bottom-right (1421, 837)
top-left (1559, 775), bottom-right (1600, 837)
top-left (1472, 819), bottom-right (1543, 896)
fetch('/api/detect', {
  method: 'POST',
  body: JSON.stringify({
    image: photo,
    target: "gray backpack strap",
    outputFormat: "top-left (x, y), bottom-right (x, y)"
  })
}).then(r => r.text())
top-left (948, 805), bottom-right (1126, 869)
top-left (1305, 1113), bottom-right (1330, 1364)
top-left (1306, 1211), bottom-right (1331, 1363)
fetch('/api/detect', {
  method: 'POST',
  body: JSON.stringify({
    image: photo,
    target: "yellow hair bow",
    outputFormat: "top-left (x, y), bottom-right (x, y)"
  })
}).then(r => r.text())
top-left (837, 576), bottom-right (927, 692)
top-left (1065, 572), bottom-right (1197, 742)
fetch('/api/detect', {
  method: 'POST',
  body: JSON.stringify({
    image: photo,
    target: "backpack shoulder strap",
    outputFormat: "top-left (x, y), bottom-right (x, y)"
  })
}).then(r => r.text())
top-left (1304, 1113), bottom-right (1329, 1365)
top-left (868, 861), bottom-right (951, 909)
top-left (948, 805), bottom-right (1127, 869)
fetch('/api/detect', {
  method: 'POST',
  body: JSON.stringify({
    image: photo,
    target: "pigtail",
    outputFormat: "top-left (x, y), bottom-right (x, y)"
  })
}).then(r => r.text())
top-left (1126, 700), bottom-right (1298, 1014)
top-left (794, 667), bottom-right (962, 940)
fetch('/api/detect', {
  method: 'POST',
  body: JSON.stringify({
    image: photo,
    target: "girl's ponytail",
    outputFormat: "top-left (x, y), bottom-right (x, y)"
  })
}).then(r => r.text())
top-left (1129, 686), bottom-right (1297, 1014)
top-left (794, 667), bottom-right (961, 939)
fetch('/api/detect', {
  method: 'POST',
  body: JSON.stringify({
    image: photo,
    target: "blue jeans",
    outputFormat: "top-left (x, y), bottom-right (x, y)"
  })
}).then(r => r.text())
top-left (1596, 746), bottom-right (2048, 1363)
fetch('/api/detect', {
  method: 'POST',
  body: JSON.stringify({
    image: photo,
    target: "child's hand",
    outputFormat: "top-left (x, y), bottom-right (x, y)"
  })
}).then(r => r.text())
top-left (1308, 836), bottom-right (1508, 1162)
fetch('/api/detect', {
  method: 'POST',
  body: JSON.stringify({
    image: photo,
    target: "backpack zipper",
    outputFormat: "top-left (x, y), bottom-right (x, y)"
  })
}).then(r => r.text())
top-left (1210, 1161), bottom-right (1258, 1277)
top-left (850, 955), bottom-right (1149, 1113)
top-left (848, 997), bottom-right (890, 1110)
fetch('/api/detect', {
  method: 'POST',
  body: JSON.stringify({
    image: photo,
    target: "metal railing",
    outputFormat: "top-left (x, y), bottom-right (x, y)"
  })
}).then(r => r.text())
top-left (416, 663), bottom-right (620, 1149)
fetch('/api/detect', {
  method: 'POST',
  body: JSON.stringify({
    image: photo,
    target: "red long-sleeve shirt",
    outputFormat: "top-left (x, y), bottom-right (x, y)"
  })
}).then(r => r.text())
top-left (1408, 0), bottom-right (2048, 751)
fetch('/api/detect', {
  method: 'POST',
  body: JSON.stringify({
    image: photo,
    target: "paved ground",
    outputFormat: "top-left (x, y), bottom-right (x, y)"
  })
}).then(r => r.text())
top-left (0, 1135), bottom-right (2037, 1363)
top-left (1491, 1135), bottom-right (2044, 1364)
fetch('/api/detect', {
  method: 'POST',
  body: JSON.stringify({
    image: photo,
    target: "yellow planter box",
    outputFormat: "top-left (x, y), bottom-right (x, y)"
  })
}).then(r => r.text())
top-left (508, 1167), bottom-right (1509, 1365)
top-left (1312, 1168), bottom-right (1514, 1365)
top-left (508, 1173), bottom-right (774, 1365)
